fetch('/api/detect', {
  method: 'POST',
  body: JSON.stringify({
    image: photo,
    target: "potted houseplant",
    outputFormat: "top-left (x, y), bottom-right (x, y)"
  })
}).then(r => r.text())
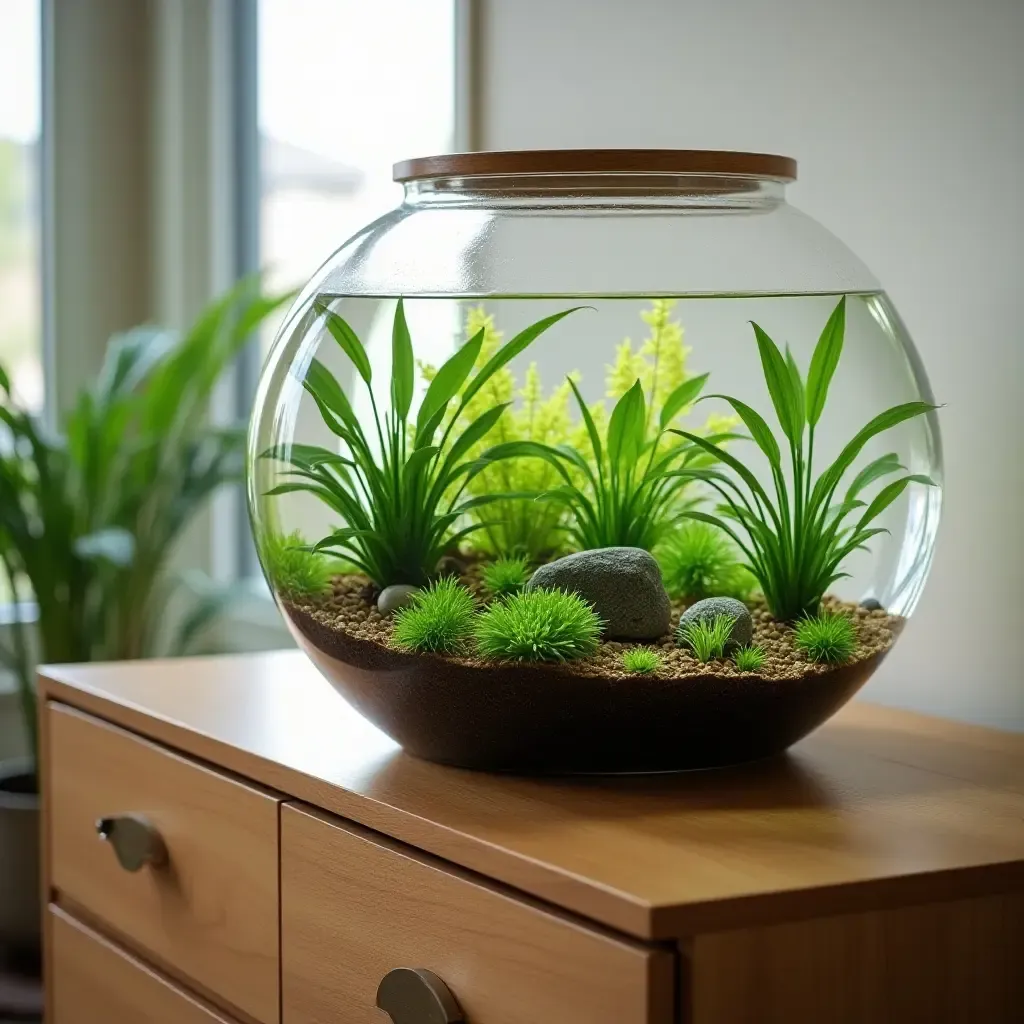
top-left (0, 278), bottom-right (290, 956)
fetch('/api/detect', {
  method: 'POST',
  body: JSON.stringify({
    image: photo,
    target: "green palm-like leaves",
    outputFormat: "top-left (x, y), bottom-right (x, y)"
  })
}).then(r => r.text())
top-left (262, 300), bottom-right (581, 587)
top-left (484, 372), bottom-right (717, 551)
top-left (672, 296), bottom-right (938, 621)
top-left (0, 278), bottom-right (293, 764)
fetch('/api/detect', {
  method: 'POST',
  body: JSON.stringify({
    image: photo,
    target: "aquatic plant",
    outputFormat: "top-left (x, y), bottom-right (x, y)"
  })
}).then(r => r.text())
top-left (488, 372), bottom-right (738, 551)
top-left (621, 647), bottom-right (661, 674)
top-left (794, 611), bottom-right (856, 664)
top-left (481, 556), bottom-right (531, 598)
top-left (0, 278), bottom-right (291, 764)
top-left (677, 613), bottom-right (734, 662)
top-left (657, 521), bottom-right (755, 602)
top-left (262, 300), bottom-right (580, 587)
top-left (435, 300), bottom-right (727, 559)
top-left (260, 529), bottom-right (335, 599)
top-left (733, 644), bottom-right (766, 672)
top-left (473, 587), bottom-right (602, 662)
top-left (421, 306), bottom-right (575, 561)
top-left (392, 576), bottom-right (476, 654)
top-left (672, 296), bottom-right (937, 621)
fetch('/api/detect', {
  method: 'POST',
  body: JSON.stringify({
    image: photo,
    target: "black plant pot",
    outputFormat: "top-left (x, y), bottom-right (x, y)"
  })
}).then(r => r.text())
top-left (0, 759), bottom-right (40, 961)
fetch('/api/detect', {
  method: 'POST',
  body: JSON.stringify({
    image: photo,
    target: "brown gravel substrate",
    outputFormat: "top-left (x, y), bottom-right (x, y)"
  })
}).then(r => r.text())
top-left (281, 573), bottom-right (903, 774)
top-left (288, 573), bottom-right (902, 682)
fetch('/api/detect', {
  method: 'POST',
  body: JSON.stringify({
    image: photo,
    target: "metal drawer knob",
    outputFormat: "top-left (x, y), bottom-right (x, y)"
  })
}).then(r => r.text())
top-left (377, 968), bottom-right (463, 1024)
top-left (96, 814), bottom-right (168, 872)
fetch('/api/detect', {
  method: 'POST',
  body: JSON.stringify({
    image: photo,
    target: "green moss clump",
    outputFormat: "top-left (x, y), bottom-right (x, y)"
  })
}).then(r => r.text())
top-left (794, 612), bottom-right (856, 664)
top-left (677, 613), bottom-right (734, 662)
top-left (474, 588), bottom-right (602, 662)
top-left (733, 644), bottom-right (766, 672)
top-left (261, 530), bottom-right (335, 599)
top-left (392, 577), bottom-right (476, 654)
top-left (621, 647), bottom-right (661, 674)
top-left (657, 522), bottom-right (754, 602)
top-left (481, 556), bottom-right (531, 599)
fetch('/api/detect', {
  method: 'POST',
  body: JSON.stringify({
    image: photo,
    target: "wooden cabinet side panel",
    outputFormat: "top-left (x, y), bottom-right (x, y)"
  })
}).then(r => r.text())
top-left (50, 906), bottom-right (237, 1023)
top-left (282, 803), bottom-right (674, 1024)
top-left (689, 890), bottom-right (1024, 1024)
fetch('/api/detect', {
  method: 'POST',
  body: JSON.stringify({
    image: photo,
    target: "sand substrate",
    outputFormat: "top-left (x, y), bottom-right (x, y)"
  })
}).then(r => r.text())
top-left (283, 574), bottom-right (903, 774)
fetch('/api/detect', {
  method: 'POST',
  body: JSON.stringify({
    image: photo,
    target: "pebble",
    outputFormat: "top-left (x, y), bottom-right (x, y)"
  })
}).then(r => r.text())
top-left (377, 584), bottom-right (418, 616)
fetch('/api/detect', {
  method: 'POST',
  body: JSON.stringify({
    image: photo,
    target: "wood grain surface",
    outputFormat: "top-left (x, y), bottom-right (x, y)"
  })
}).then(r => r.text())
top-left (46, 703), bottom-right (280, 1023)
top-left (688, 890), bottom-right (1024, 1023)
top-left (281, 803), bottom-right (674, 1024)
top-left (50, 906), bottom-right (239, 1023)
top-left (392, 148), bottom-right (797, 182)
top-left (39, 651), bottom-right (1024, 940)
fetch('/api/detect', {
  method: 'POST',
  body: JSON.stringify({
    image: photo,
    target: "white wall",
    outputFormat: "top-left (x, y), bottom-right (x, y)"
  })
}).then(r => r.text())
top-left (475, 0), bottom-right (1024, 730)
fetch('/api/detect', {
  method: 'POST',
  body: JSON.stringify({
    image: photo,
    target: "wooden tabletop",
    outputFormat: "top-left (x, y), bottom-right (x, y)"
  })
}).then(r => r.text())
top-left (39, 651), bottom-right (1024, 941)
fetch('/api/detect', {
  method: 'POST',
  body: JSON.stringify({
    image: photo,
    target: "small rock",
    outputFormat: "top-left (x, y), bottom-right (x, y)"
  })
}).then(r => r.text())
top-left (859, 597), bottom-right (884, 612)
top-left (377, 584), bottom-right (418, 616)
top-left (677, 597), bottom-right (753, 650)
top-left (525, 547), bottom-right (671, 640)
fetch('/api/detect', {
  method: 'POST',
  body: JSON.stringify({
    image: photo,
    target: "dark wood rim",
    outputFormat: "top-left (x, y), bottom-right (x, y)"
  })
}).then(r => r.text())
top-left (394, 149), bottom-right (797, 184)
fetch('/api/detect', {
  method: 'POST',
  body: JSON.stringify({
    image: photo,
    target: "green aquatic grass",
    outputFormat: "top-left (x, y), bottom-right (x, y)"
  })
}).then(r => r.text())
top-left (474, 587), bottom-right (602, 662)
top-left (391, 576), bottom-right (476, 654)
top-left (482, 372), bottom-right (737, 552)
top-left (657, 521), bottom-right (755, 601)
top-left (262, 300), bottom-right (581, 587)
top-left (671, 296), bottom-right (937, 621)
top-left (261, 530), bottom-right (335, 599)
top-left (481, 556), bottom-right (531, 598)
top-left (733, 644), bottom-right (766, 672)
top-left (621, 647), bottom-right (662, 674)
top-left (794, 611), bottom-right (856, 664)
top-left (677, 613), bottom-right (734, 662)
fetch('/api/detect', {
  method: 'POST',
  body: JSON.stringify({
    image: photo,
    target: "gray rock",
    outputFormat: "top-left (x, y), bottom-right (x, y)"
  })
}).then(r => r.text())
top-left (859, 596), bottom-right (884, 612)
top-left (677, 596), bottom-right (753, 650)
top-left (377, 584), bottom-right (419, 616)
top-left (526, 547), bottom-right (671, 640)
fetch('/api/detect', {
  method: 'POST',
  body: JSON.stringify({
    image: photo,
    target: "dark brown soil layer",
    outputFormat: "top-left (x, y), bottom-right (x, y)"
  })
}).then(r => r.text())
top-left (282, 574), bottom-right (903, 774)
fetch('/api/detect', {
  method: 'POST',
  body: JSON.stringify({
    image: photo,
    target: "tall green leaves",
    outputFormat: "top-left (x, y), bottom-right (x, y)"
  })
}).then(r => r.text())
top-left (0, 279), bottom-right (292, 764)
top-left (261, 300), bottom-right (581, 587)
top-left (491, 371), bottom-right (715, 551)
top-left (673, 296), bottom-right (937, 620)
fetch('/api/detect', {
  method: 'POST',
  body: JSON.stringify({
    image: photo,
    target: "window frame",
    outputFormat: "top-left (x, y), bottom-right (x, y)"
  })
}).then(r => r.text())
top-left (231, 0), bottom-right (475, 583)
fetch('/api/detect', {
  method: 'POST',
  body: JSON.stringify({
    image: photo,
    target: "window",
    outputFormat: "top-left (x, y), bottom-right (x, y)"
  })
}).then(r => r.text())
top-left (256, 0), bottom-right (456, 356)
top-left (0, 0), bottom-right (42, 412)
top-left (235, 0), bottom-right (458, 580)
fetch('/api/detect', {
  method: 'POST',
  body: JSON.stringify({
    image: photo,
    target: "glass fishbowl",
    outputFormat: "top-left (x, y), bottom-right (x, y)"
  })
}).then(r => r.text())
top-left (247, 150), bottom-right (941, 773)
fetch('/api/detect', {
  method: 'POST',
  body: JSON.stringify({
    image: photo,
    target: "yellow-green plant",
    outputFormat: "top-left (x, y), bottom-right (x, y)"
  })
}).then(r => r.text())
top-left (480, 300), bottom-right (735, 552)
top-left (420, 307), bottom-right (575, 560)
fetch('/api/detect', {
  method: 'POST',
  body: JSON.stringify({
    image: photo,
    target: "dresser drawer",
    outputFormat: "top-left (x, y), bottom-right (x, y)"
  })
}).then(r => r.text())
top-left (282, 803), bottom-right (674, 1024)
top-left (50, 906), bottom-right (239, 1023)
top-left (47, 703), bottom-right (280, 1024)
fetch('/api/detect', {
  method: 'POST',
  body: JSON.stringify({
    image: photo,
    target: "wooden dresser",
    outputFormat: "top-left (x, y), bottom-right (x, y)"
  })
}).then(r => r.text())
top-left (38, 651), bottom-right (1024, 1024)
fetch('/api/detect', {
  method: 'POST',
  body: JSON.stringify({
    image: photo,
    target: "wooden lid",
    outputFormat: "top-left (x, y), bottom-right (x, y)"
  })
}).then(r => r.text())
top-left (394, 148), bottom-right (797, 184)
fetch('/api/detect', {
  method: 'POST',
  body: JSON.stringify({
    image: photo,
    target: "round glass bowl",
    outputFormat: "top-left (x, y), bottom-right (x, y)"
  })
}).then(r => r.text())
top-left (247, 150), bottom-right (942, 773)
